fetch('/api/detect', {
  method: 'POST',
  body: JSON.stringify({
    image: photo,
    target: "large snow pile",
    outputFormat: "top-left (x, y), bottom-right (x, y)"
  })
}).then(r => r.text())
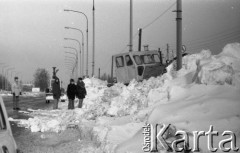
top-left (11, 43), bottom-right (240, 153)
top-left (115, 43), bottom-right (240, 153)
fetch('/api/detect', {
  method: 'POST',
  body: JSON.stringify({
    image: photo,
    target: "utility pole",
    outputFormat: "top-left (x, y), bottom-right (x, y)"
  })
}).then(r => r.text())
top-left (98, 68), bottom-right (100, 79)
top-left (138, 28), bottom-right (142, 51)
top-left (176, 0), bottom-right (182, 70)
top-left (129, 0), bottom-right (133, 52)
top-left (166, 43), bottom-right (169, 62)
top-left (158, 48), bottom-right (163, 65)
top-left (92, 0), bottom-right (95, 77)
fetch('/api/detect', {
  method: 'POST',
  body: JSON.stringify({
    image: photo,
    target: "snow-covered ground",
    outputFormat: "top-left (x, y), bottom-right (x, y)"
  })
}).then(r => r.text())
top-left (10, 43), bottom-right (240, 152)
top-left (0, 91), bottom-right (44, 97)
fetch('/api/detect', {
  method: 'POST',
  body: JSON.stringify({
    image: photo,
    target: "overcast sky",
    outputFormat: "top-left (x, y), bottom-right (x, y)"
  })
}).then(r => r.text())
top-left (0, 0), bottom-right (240, 86)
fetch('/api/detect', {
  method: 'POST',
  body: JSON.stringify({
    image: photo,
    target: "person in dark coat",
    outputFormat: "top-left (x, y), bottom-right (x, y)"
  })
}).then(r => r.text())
top-left (76, 77), bottom-right (87, 108)
top-left (67, 79), bottom-right (77, 109)
top-left (52, 76), bottom-right (61, 109)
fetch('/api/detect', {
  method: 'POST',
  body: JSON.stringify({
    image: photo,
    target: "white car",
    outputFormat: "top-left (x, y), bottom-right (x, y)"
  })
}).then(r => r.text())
top-left (45, 79), bottom-right (67, 103)
top-left (45, 93), bottom-right (67, 102)
top-left (0, 96), bottom-right (21, 153)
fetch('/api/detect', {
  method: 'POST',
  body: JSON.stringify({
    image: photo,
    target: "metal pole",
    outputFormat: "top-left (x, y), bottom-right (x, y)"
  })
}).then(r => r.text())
top-left (2, 68), bottom-right (4, 90)
top-left (64, 9), bottom-right (89, 77)
top-left (2, 65), bottom-right (9, 90)
top-left (82, 41), bottom-right (84, 77)
top-left (129, 0), bottom-right (133, 52)
top-left (167, 43), bottom-right (169, 62)
top-left (0, 63), bottom-right (4, 90)
top-left (138, 28), bottom-right (142, 51)
top-left (158, 48), bottom-right (163, 65)
top-left (79, 43), bottom-right (82, 77)
top-left (64, 39), bottom-right (81, 76)
top-left (92, 0), bottom-right (95, 77)
top-left (176, 0), bottom-right (182, 70)
top-left (111, 56), bottom-right (114, 81)
top-left (64, 46), bottom-right (78, 78)
top-left (64, 27), bottom-right (85, 76)
top-left (98, 68), bottom-right (100, 79)
top-left (86, 22), bottom-right (89, 77)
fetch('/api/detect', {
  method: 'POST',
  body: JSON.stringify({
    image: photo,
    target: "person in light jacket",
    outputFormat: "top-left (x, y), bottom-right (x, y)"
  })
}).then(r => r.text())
top-left (11, 76), bottom-right (22, 110)
top-left (52, 76), bottom-right (61, 109)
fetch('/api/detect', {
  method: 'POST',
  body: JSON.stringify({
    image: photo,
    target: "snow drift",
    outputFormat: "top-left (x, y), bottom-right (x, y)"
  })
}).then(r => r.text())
top-left (11, 43), bottom-right (240, 153)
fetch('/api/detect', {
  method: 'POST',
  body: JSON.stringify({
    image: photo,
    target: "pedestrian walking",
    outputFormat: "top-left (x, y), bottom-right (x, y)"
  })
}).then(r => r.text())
top-left (76, 78), bottom-right (87, 108)
top-left (52, 76), bottom-right (61, 109)
top-left (67, 79), bottom-right (77, 109)
top-left (11, 76), bottom-right (22, 110)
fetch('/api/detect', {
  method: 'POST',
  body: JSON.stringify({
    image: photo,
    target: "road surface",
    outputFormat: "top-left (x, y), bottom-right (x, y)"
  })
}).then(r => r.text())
top-left (2, 95), bottom-right (92, 153)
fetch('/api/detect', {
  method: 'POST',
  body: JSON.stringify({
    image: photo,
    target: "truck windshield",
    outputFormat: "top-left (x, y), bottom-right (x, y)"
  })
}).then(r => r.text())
top-left (133, 55), bottom-right (142, 65)
top-left (116, 56), bottom-right (124, 67)
top-left (140, 54), bottom-right (155, 64)
top-left (152, 54), bottom-right (160, 63)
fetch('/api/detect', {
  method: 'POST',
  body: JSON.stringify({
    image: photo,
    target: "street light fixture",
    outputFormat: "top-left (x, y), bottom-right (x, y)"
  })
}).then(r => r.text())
top-left (65, 51), bottom-right (77, 58)
top-left (65, 27), bottom-right (85, 76)
top-left (64, 61), bottom-right (76, 76)
top-left (64, 9), bottom-right (89, 77)
top-left (64, 46), bottom-right (79, 77)
top-left (64, 62), bottom-right (75, 69)
top-left (65, 55), bottom-right (77, 78)
top-left (63, 45), bottom-right (79, 56)
top-left (64, 65), bottom-right (75, 77)
top-left (64, 38), bottom-right (82, 76)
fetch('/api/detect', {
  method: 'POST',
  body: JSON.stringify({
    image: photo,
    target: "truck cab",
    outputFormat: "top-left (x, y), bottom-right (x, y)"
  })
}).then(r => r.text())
top-left (112, 50), bottom-right (166, 85)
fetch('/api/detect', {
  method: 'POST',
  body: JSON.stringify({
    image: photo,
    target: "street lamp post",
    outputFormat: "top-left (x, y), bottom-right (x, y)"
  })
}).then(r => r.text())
top-left (65, 61), bottom-right (75, 70)
top-left (65, 55), bottom-right (78, 78)
top-left (64, 9), bottom-right (89, 77)
top-left (65, 27), bottom-right (85, 76)
top-left (5, 67), bottom-right (14, 91)
top-left (64, 46), bottom-right (79, 76)
top-left (65, 63), bottom-right (75, 78)
top-left (92, 0), bottom-right (95, 77)
top-left (0, 63), bottom-right (5, 90)
top-left (10, 70), bottom-right (16, 83)
top-left (64, 38), bottom-right (82, 77)
top-left (2, 65), bottom-right (10, 91)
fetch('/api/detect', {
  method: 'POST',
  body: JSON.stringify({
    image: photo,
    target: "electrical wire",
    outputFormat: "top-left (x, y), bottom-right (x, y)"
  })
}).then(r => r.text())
top-left (142, 1), bottom-right (176, 30)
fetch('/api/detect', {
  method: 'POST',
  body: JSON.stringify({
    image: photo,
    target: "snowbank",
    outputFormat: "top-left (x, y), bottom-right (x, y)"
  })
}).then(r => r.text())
top-left (11, 43), bottom-right (240, 153)
top-left (116, 43), bottom-right (240, 153)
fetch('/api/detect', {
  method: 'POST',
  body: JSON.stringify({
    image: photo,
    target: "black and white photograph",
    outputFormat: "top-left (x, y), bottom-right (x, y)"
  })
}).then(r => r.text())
top-left (0, 0), bottom-right (240, 152)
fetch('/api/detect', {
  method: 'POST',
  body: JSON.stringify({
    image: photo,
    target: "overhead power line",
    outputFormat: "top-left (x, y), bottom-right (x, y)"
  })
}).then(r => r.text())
top-left (142, 1), bottom-right (176, 30)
